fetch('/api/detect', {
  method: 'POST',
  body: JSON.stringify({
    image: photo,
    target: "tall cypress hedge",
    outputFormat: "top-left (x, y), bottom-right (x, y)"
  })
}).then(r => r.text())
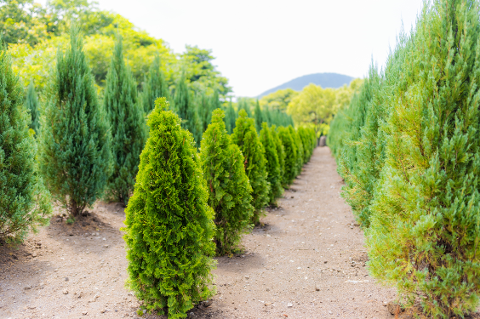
top-left (329, 0), bottom-right (480, 315)
top-left (25, 81), bottom-right (40, 135)
top-left (40, 27), bottom-right (112, 217)
top-left (0, 40), bottom-right (52, 244)
top-left (277, 126), bottom-right (296, 186)
top-left (123, 98), bottom-right (216, 319)
top-left (232, 110), bottom-right (270, 224)
top-left (200, 109), bottom-right (254, 254)
top-left (270, 125), bottom-right (285, 185)
top-left (260, 123), bottom-right (282, 204)
top-left (104, 35), bottom-right (147, 206)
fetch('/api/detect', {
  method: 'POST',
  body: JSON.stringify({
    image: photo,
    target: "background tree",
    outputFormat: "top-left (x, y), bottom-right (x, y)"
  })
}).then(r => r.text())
top-left (40, 27), bottom-right (112, 217)
top-left (124, 98), bottom-right (216, 319)
top-left (104, 35), bottom-right (146, 206)
top-left (232, 110), bottom-right (270, 224)
top-left (25, 81), bottom-right (40, 135)
top-left (174, 73), bottom-right (201, 145)
top-left (0, 39), bottom-right (51, 244)
top-left (140, 55), bottom-right (169, 114)
top-left (254, 100), bottom-right (263, 132)
top-left (259, 88), bottom-right (298, 111)
top-left (260, 123), bottom-right (283, 205)
top-left (200, 109), bottom-right (254, 255)
top-left (224, 99), bottom-right (237, 134)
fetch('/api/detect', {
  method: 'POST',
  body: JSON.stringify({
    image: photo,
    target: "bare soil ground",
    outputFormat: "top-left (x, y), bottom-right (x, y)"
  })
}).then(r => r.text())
top-left (1, 147), bottom-right (400, 319)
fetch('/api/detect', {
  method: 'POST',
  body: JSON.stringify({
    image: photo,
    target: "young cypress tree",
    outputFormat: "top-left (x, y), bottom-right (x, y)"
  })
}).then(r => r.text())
top-left (366, 1), bottom-right (480, 315)
top-left (0, 40), bottom-right (52, 244)
top-left (224, 100), bottom-right (237, 134)
top-left (288, 126), bottom-right (303, 175)
top-left (270, 125), bottom-right (285, 186)
top-left (40, 27), bottom-right (112, 217)
top-left (25, 81), bottom-right (40, 135)
top-left (259, 123), bottom-right (282, 205)
top-left (174, 74), bottom-right (201, 145)
top-left (277, 126), bottom-right (296, 186)
top-left (124, 98), bottom-right (216, 319)
top-left (104, 35), bottom-right (147, 206)
top-left (232, 110), bottom-right (270, 223)
top-left (254, 100), bottom-right (263, 132)
top-left (200, 109), bottom-right (254, 255)
top-left (238, 98), bottom-right (252, 117)
top-left (141, 55), bottom-right (170, 114)
top-left (197, 91), bottom-right (212, 133)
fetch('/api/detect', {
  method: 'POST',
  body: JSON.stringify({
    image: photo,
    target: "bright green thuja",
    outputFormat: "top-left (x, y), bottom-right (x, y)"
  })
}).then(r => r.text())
top-left (0, 40), bottom-right (52, 244)
top-left (277, 126), bottom-right (296, 186)
top-left (200, 109), bottom-right (254, 255)
top-left (124, 98), bottom-right (216, 319)
top-left (40, 27), bottom-right (112, 217)
top-left (288, 126), bottom-right (303, 175)
top-left (25, 81), bottom-right (40, 135)
top-left (141, 55), bottom-right (170, 114)
top-left (366, 0), bottom-right (480, 316)
top-left (270, 125), bottom-right (285, 186)
top-left (260, 123), bottom-right (282, 205)
top-left (232, 110), bottom-right (270, 223)
top-left (104, 35), bottom-right (147, 206)
top-left (174, 74), bottom-right (201, 145)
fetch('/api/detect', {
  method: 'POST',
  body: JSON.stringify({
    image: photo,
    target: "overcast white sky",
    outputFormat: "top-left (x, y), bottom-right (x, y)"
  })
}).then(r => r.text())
top-left (44, 0), bottom-right (425, 97)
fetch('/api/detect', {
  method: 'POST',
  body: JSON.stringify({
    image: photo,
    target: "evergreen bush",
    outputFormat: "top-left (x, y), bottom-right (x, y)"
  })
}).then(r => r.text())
top-left (0, 40), bottom-right (52, 244)
top-left (289, 126), bottom-right (303, 174)
top-left (174, 74), bottom-right (201, 145)
top-left (224, 100), bottom-right (237, 134)
top-left (25, 81), bottom-right (40, 135)
top-left (253, 100), bottom-right (263, 132)
top-left (270, 125), bottom-right (285, 185)
top-left (259, 123), bottom-right (282, 205)
top-left (40, 27), bottom-right (112, 217)
top-left (277, 126), bottom-right (296, 186)
top-left (232, 110), bottom-right (270, 224)
top-left (141, 55), bottom-right (170, 114)
top-left (200, 109), bottom-right (254, 255)
top-left (123, 98), bottom-right (216, 319)
top-left (104, 35), bottom-right (147, 206)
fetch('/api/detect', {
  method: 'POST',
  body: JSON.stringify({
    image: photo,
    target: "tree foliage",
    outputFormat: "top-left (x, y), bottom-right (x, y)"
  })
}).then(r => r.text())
top-left (277, 126), bottom-right (296, 187)
top-left (140, 55), bottom-right (169, 114)
top-left (25, 81), bottom-right (39, 134)
top-left (259, 123), bottom-right (282, 205)
top-left (200, 109), bottom-right (254, 255)
top-left (123, 98), bottom-right (216, 319)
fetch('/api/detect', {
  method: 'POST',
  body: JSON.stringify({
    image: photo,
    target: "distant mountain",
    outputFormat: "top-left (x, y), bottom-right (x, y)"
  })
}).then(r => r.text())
top-left (258, 73), bottom-right (354, 98)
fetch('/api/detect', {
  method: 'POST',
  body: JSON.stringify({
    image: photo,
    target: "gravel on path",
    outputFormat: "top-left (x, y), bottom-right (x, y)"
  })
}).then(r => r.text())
top-left (0, 147), bottom-right (397, 319)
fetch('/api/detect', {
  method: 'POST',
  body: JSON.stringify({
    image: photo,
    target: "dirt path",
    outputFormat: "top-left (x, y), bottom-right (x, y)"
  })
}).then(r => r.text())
top-left (0, 147), bottom-right (397, 319)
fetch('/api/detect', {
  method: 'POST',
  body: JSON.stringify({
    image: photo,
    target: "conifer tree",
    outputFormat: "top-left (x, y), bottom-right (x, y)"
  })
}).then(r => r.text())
top-left (141, 55), bottom-right (170, 114)
top-left (200, 109), bottom-right (254, 254)
top-left (232, 110), bottom-right (270, 223)
top-left (277, 126), bottom-right (296, 186)
top-left (104, 36), bottom-right (147, 206)
top-left (197, 92), bottom-right (212, 133)
top-left (40, 27), bottom-right (112, 217)
top-left (270, 125), bottom-right (285, 186)
top-left (254, 100), bottom-right (263, 132)
top-left (124, 98), bottom-right (216, 319)
top-left (25, 81), bottom-right (40, 135)
top-left (260, 123), bottom-right (282, 205)
top-left (237, 98), bottom-right (252, 117)
top-left (224, 100), bottom-right (236, 134)
top-left (174, 74), bottom-right (201, 144)
top-left (289, 126), bottom-right (303, 174)
top-left (0, 40), bottom-right (52, 244)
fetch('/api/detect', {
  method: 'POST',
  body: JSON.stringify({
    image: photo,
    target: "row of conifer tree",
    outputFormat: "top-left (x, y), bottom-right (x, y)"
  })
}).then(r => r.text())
top-left (328, 0), bottom-right (480, 317)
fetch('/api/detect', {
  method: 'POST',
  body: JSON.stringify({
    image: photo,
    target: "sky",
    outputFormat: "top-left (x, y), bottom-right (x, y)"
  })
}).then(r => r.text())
top-left (42, 0), bottom-right (425, 97)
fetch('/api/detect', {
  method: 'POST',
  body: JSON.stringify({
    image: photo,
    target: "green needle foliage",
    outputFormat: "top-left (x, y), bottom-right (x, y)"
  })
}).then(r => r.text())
top-left (270, 125), bottom-right (285, 186)
top-left (25, 81), bottom-right (40, 135)
top-left (0, 40), bottom-right (52, 244)
top-left (232, 110), bottom-right (270, 223)
top-left (277, 126), bottom-right (296, 186)
top-left (289, 126), bottom-right (304, 173)
top-left (197, 91), bottom-right (213, 133)
top-left (259, 123), bottom-right (282, 205)
top-left (40, 27), bottom-right (112, 217)
top-left (254, 100), bottom-right (263, 132)
top-left (104, 35), bottom-right (147, 206)
top-left (141, 55), bottom-right (170, 114)
top-left (200, 109), bottom-right (254, 255)
top-left (329, 0), bottom-right (480, 316)
top-left (174, 74), bottom-right (201, 145)
top-left (224, 100), bottom-right (236, 134)
top-left (124, 98), bottom-right (216, 319)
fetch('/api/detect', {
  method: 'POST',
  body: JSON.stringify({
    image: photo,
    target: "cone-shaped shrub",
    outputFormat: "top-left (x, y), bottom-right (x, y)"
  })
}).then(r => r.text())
top-left (366, 1), bottom-right (480, 316)
top-left (123, 98), bottom-right (216, 319)
top-left (259, 123), bottom-right (282, 205)
top-left (25, 81), bottom-right (40, 135)
top-left (104, 36), bottom-right (147, 206)
top-left (0, 41), bottom-right (52, 244)
top-left (289, 126), bottom-right (304, 173)
top-left (232, 110), bottom-right (270, 224)
top-left (141, 55), bottom-right (170, 114)
top-left (40, 27), bottom-right (112, 217)
top-left (277, 126), bottom-right (296, 186)
top-left (200, 109), bottom-right (254, 255)
top-left (270, 125), bottom-right (285, 185)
